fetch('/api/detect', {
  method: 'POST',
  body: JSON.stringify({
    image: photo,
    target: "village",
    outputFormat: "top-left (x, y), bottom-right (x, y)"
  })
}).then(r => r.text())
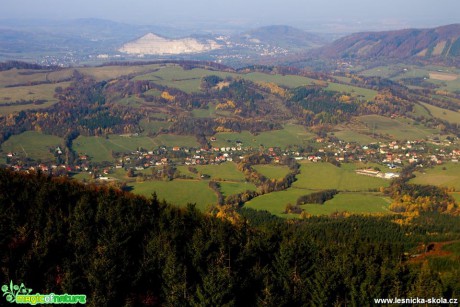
top-left (3, 133), bottom-right (459, 183)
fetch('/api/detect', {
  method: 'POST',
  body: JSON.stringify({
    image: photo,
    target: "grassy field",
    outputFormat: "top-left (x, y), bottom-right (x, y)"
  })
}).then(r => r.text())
top-left (332, 129), bottom-right (378, 145)
top-left (191, 104), bottom-right (217, 118)
top-left (451, 193), bottom-right (460, 204)
top-left (326, 83), bottom-right (377, 101)
top-left (0, 69), bottom-right (49, 87)
top-left (133, 66), bottom-right (233, 93)
top-left (1, 131), bottom-right (62, 161)
top-left (220, 181), bottom-right (257, 197)
top-left (244, 187), bottom-right (314, 216)
top-left (253, 164), bottom-right (291, 179)
top-left (245, 189), bottom-right (391, 217)
top-left (75, 64), bottom-right (163, 81)
top-left (194, 162), bottom-right (246, 181)
top-left (0, 82), bottom-right (71, 114)
top-left (301, 193), bottom-right (392, 215)
top-left (73, 134), bottom-right (199, 163)
top-left (358, 64), bottom-right (460, 94)
top-left (292, 162), bottom-right (390, 191)
top-left (73, 135), bottom-right (159, 162)
top-left (212, 124), bottom-right (315, 149)
top-left (153, 134), bottom-right (199, 148)
top-left (420, 102), bottom-right (460, 124)
top-left (410, 162), bottom-right (460, 190)
top-left (358, 115), bottom-right (438, 140)
top-left (139, 119), bottom-right (171, 135)
top-left (129, 179), bottom-right (217, 211)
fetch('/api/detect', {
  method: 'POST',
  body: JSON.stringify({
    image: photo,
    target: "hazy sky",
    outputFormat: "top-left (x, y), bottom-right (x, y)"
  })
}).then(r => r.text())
top-left (2, 0), bottom-right (460, 31)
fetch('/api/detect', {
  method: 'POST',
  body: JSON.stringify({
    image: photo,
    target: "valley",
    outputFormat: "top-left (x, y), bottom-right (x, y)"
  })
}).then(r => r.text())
top-left (1, 60), bottom-right (459, 218)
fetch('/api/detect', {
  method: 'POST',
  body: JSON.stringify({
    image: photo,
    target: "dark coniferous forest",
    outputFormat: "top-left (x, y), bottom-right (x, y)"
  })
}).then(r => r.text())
top-left (1, 169), bottom-right (460, 306)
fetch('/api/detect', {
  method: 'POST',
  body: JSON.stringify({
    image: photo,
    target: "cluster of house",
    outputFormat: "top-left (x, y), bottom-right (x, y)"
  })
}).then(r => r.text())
top-left (3, 136), bottom-right (459, 179)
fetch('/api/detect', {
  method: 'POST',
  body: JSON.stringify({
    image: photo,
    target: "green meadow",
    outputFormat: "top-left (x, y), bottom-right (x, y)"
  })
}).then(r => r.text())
top-left (129, 179), bottom-right (217, 211)
top-left (1, 131), bottom-right (62, 161)
top-left (212, 124), bottom-right (315, 149)
top-left (244, 187), bottom-right (314, 216)
top-left (73, 135), bottom-right (158, 162)
top-left (301, 193), bottom-right (392, 215)
top-left (420, 102), bottom-right (460, 124)
top-left (220, 181), bottom-right (257, 197)
top-left (292, 162), bottom-right (390, 191)
top-left (410, 162), bottom-right (460, 190)
top-left (193, 162), bottom-right (246, 182)
top-left (358, 115), bottom-right (438, 140)
top-left (0, 82), bottom-right (71, 114)
top-left (253, 164), bottom-right (291, 179)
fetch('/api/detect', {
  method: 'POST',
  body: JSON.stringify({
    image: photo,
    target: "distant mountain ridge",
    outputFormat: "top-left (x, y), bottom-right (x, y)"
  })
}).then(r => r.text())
top-left (314, 24), bottom-right (460, 59)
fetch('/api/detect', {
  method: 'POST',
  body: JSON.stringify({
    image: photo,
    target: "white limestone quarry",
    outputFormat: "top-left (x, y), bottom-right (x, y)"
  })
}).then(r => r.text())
top-left (119, 33), bottom-right (222, 55)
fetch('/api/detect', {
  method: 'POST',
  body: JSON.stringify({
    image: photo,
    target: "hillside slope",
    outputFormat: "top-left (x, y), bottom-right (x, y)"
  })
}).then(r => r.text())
top-left (314, 24), bottom-right (460, 59)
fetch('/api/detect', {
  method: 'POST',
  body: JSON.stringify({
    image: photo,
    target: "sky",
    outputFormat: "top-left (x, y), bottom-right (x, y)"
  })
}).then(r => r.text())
top-left (2, 0), bottom-right (460, 31)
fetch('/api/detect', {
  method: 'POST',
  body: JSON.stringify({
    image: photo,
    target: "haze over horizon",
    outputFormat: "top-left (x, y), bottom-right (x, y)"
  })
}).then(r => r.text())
top-left (1, 0), bottom-right (460, 33)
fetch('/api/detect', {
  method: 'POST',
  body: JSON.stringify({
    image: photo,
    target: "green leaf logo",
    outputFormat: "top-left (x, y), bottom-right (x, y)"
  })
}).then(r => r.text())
top-left (2, 281), bottom-right (33, 303)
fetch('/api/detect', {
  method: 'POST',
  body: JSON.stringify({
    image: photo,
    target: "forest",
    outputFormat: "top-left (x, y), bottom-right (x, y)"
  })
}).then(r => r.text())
top-left (1, 168), bottom-right (459, 306)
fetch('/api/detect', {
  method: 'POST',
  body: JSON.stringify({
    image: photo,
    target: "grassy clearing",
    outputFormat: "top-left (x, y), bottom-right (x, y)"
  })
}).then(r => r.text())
top-left (220, 181), bottom-right (257, 197)
top-left (194, 162), bottom-right (246, 182)
top-left (129, 179), bottom-right (217, 211)
top-left (73, 136), bottom-right (115, 162)
top-left (412, 103), bottom-right (432, 118)
top-left (244, 188), bottom-right (313, 216)
top-left (133, 65), bottom-right (376, 97)
top-left (76, 64), bottom-right (163, 81)
top-left (292, 162), bottom-right (389, 191)
top-left (420, 102), bottom-right (460, 124)
top-left (358, 115), bottom-right (438, 140)
top-left (326, 83), bottom-right (377, 101)
top-left (332, 129), bottom-right (377, 145)
top-left (451, 193), bottom-right (460, 204)
top-left (73, 135), bottom-right (159, 162)
top-left (133, 66), bottom-right (234, 93)
top-left (192, 104), bottom-right (217, 118)
top-left (1, 131), bottom-right (62, 161)
top-left (410, 162), bottom-right (460, 190)
top-left (242, 72), bottom-right (317, 87)
top-left (212, 124), bottom-right (315, 149)
top-left (153, 134), bottom-right (199, 148)
top-left (0, 69), bottom-right (49, 87)
top-left (301, 193), bottom-right (392, 215)
top-left (253, 164), bottom-right (291, 179)
top-left (139, 119), bottom-right (171, 135)
top-left (0, 82), bottom-right (71, 114)
top-left (245, 188), bottom-right (391, 217)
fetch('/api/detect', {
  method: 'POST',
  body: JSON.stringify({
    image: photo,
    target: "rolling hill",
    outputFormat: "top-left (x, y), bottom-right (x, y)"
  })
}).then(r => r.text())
top-left (313, 24), bottom-right (460, 60)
